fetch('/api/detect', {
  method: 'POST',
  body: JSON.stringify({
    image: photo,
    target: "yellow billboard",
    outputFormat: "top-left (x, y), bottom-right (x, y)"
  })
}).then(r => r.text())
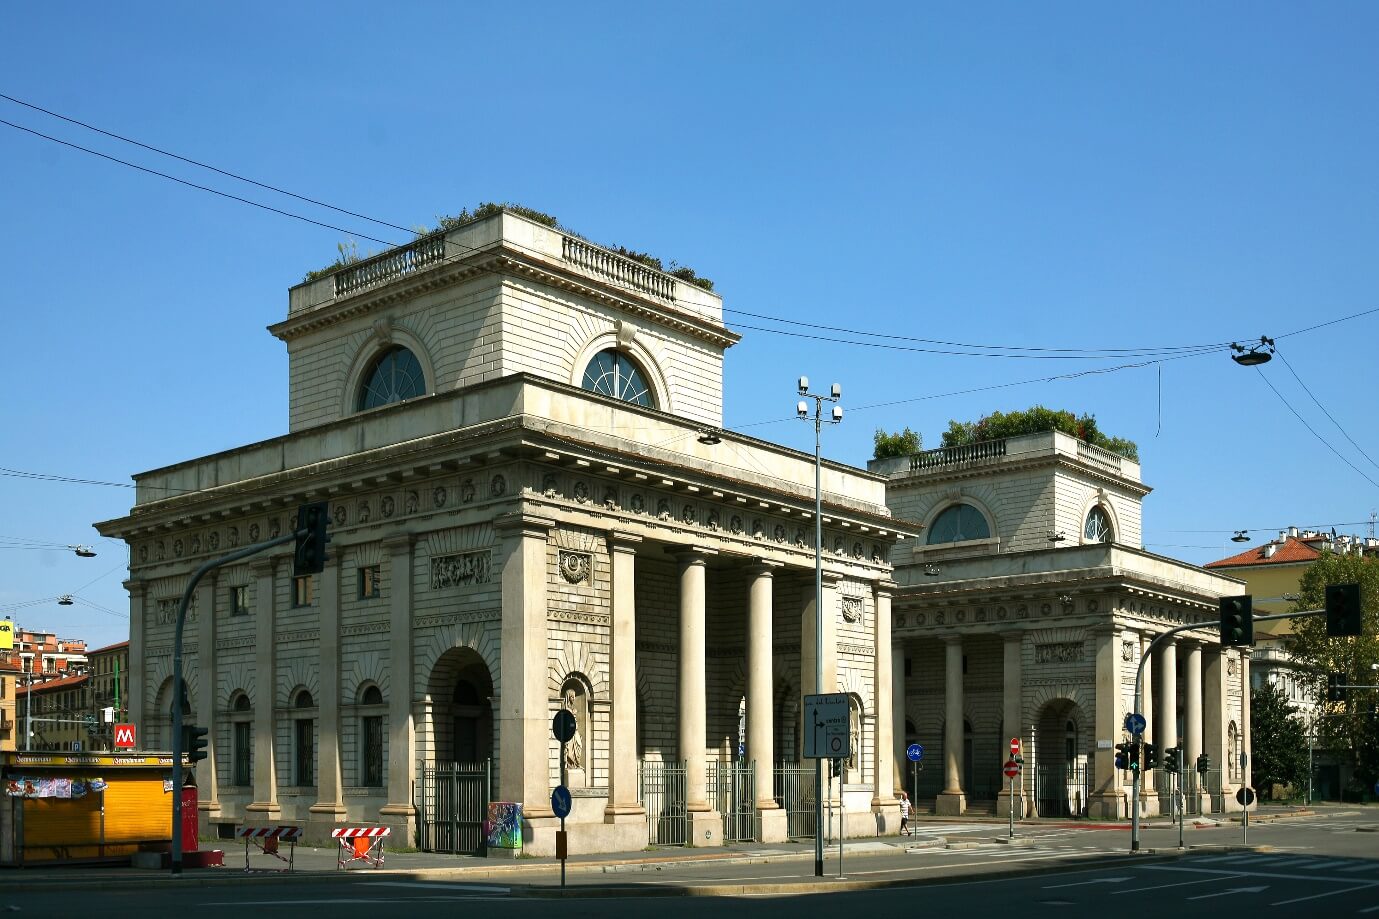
top-left (0, 619), bottom-right (12, 650)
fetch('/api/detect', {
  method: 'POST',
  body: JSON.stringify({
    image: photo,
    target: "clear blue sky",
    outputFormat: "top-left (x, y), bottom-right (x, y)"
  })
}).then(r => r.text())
top-left (4, 2), bottom-right (1379, 650)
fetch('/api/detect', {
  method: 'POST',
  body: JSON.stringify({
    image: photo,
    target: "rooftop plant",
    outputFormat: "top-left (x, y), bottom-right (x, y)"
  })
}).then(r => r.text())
top-left (872, 426), bottom-right (922, 459)
top-left (940, 405), bottom-right (1138, 461)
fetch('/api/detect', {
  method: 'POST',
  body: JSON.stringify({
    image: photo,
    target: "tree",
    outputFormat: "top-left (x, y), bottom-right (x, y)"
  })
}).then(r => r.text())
top-left (938, 405), bottom-right (1138, 461)
top-left (873, 427), bottom-right (922, 459)
top-left (1249, 682), bottom-right (1309, 800)
top-left (1286, 551), bottom-right (1379, 797)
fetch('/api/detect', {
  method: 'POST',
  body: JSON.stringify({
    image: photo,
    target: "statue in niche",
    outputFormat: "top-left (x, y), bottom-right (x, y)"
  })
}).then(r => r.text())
top-left (847, 700), bottom-right (860, 777)
top-left (562, 684), bottom-right (586, 788)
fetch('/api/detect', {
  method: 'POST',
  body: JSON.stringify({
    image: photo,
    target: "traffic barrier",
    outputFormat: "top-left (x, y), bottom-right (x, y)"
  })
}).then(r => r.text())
top-left (332, 826), bottom-right (390, 869)
top-left (235, 825), bottom-right (303, 872)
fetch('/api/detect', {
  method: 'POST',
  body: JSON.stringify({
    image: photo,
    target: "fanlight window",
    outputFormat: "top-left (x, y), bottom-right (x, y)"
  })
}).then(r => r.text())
top-left (581, 349), bottom-right (653, 408)
top-left (357, 346), bottom-right (426, 411)
top-left (1084, 506), bottom-right (1113, 543)
top-left (926, 503), bottom-right (991, 544)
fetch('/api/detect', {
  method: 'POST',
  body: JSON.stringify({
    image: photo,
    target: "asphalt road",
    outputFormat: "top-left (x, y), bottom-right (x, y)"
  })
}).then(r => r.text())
top-left (5, 806), bottom-right (1375, 917)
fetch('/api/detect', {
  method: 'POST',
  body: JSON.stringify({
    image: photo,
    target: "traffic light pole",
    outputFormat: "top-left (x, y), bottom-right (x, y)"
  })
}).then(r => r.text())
top-left (169, 529), bottom-right (298, 876)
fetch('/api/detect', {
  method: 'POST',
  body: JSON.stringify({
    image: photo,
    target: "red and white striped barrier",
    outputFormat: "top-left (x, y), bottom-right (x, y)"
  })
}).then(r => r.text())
top-left (333, 826), bottom-right (390, 869)
top-left (236, 825), bottom-right (304, 840)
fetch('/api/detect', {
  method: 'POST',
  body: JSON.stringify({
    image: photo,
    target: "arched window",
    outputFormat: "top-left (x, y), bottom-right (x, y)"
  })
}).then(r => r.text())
top-left (357, 684), bottom-right (385, 788)
top-left (927, 503), bottom-right (991, 545)
top-left (580, 349), bottom-right (654, 408)
top-left (293, 690), bottom-right (316, 787)
top-left (357, 346), bottom-right (426, 411)
top-left (230, 692), bottom-right (252, 787)
top-left (1084, 506), bottom-right (1113, 543)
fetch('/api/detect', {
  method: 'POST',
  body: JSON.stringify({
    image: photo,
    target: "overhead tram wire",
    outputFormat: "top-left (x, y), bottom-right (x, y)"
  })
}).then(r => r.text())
top-left (1273, 346), bottom-right (1379, 476)
top-left (1251, 367), bottom-right (1379, 491)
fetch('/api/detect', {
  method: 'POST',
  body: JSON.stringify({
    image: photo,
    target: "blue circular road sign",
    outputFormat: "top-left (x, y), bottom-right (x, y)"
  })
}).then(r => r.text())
top-left (1124, 713), bottom-right (1146, 735)
top-left (907, 743), bottom-right (924, 762)
top-left (551, 784), bottom-right (572, 819)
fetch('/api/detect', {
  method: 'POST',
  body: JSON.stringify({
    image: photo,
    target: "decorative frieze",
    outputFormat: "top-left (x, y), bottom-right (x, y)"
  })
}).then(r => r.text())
top-left (549, 610), bottom-right (609, 626)
top-left (415, 610), bottom-right (501, 630)
top-left (278, 629), bottom-right (320, 645)
top-left (215, 637), bottom-right (256, 651)
top-left (342, 621), bottom-right (391, 637)
top-left (431, 550), bottom-right (493, 588)
top-left (838, 643), bottom-right (875, 657)
top-left (1035, 642), bottom-right (1085, 664)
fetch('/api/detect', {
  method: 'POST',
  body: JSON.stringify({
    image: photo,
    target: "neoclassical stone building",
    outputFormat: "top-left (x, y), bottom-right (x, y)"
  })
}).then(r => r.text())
top-left (872, 433), bottom-right (1251, 819)
top-left (96, 211), bottom-right (913, 853)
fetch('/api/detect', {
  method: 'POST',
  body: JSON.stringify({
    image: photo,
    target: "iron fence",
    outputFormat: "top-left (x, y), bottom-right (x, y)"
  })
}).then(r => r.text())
top-left (708, 760), bottom-right (757, 843)
top-left (774, 762), bottom-right (817, 838)
top-left (640, 759), bottom-right (687, 846)
top-left (419, 760), bottom-right (490, 854)
top-left (1034, 764), bottom-right (1089, 817)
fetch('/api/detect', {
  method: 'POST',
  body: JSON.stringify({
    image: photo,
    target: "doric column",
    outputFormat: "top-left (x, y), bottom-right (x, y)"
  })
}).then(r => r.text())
top-left (379, 534), bottom-right (416, 831)
top-left (1182, 639), bottom-right (1206, 811)
top-left (748, 563), bottom-right (780, 808)
top-left (1156, 638), bottom-right (1178, 752)
top-left (605, 532), bottom-right (644, 823)
top-left (125, 580), bottom-right (146, 742)
top-left (999, 629), bottom-right (1025, 817)
top-left (194, 574), bottom-right (220, 813)
top-left (676, 547), bottom-right (722, 846)
top-left (872, 581), bottom-right (897, 812)
top-left (1240, 649), bottom-right (1252, 791)
top-left (245, 557), bottom-right (279, 817)
top-left (891, 638), bottom-right (905, 797)
top-left (936, 634), bottom-right (966, 815)
top-left (309, 555), bottom-right (346, 831)
top-left (1088, 626), bottom-right (1125, 819)
top-left (495, 515), bottom-right (553, 824)
top-left (1203, 646), bottom-right (1231, 808)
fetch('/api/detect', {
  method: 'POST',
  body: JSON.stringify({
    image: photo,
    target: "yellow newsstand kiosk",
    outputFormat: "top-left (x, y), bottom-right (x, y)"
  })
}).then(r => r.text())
top-left (1, 751), bottom-right (187, 866)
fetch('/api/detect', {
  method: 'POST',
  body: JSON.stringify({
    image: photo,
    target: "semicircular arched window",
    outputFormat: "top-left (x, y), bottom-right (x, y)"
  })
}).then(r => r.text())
top-left (357, 346), bottom-right (426, 411)
top-left (926, 503), bottom-right (991, 545)
top-left (1084, 506), bottom-right (1113, 543)
top-left (581, 349), bottom-right (654, 408)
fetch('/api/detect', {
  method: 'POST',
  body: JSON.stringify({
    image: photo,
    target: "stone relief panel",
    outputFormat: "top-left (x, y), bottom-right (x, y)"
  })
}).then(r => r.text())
top-left (558, 550), bottom-right (592, 584)
top-left (430, 551), bottom-right (493, 588)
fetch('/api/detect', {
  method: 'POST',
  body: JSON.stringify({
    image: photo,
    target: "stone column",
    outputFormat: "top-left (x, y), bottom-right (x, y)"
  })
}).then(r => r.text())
top-left (998, 630), bottom-right (1025, 818)
top-left (936, 635), bottom-right (966, 815)
top-left (1156, 638), bottom-right (1179, 752)
top-left (749, 563), bottom-right (787, 842)
top-left (495, 514), bottom-right (555, 854)
top-left (1182, 640), bottom-right (1206, 811)
top-left (1088, 627), bottom-right (1125, 819)
top-left (603, 531), bottom-right (645, 850)
top-left (309, 555), bottom-right (346, 837)
top-left (891, 638), bottom-right (906, 798)
top-left (194, 575), bottom-right (220, 815)
top-left (677, 547), bottom-right (722, 847)
top-left (1203, 647), bottom-right (1231, 811)
top-left (872, 581), bottom-right (898, 823)
top-left (379, 534), bottom-right (417, 837)
top-left (245, 558), bottom-right (279, 818)
top-left (1240, 649), bottom-right (1252, 792)
top-left (125, 580), bottom-right (146, 744)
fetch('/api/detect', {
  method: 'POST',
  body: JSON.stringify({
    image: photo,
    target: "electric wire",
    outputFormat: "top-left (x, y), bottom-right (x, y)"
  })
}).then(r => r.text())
top-left (1252, 367), bottom-right (1379, 491)
top-left (1274, 347), bottom-right (1379, 476)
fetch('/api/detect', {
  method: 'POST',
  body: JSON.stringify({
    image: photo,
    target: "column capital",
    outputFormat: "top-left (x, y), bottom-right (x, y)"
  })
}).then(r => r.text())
top-left (606, 530), bottom-right (643, 554)
top-left (747, 560), bottom-right (784, 577)
top-left (249, 557), bottom-right (279, 578)
top-left (1001, 628), bottom-right (1025, 645)
top-left (669, 545), bottom-right (718, 565)
top-left (493, 513), bottom-right (556, 539)
top-left (123, 579), bottom-right (147, 598)
top-left (872, 578), bottom-right (898, 598)
top-left (941, 633), bottom-right (964, 647)
top-left (820, 571), bottom-right (843, 587)
top-left (381, 532), bottom-right (417, 552)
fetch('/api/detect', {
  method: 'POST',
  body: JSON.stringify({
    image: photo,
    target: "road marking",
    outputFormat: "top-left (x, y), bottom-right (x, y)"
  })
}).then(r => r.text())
top-left (1356, 904), bottom-right (1379, 914)
top-left (1143, 865), bottom-right (1379, 884)
top-left (363, 881), bottom-right (512, 893)
top-left (1111, 874), bottom-right (1246, 894)
top-left (1335, 863), bottom-right (1377, 873)
top-left (1043, 876), bottom-right (1131, 889)
top-left (1186, 885), bottom-right (1268, 900)
top-left (1271, 884), bottom-right (1379, 907)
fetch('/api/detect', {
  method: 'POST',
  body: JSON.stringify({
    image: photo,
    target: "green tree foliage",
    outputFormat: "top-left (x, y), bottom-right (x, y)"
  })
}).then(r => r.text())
top-left (872, 427), bottom-right (922, 459)
top-left (1286, 551), bottom-right (1379, 796)
top-left (939, 405), bottom-right (1139, 461)
top-left (303, 202), bottom-right (715, 290)
top-left (1249, 682), bottom-right (1309, 800)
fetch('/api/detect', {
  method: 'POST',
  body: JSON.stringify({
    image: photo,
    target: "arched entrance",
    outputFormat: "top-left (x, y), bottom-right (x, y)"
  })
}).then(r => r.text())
top-left (420, 647), bottom-right (494, 855)
top-left (1033, 699), bottom-right (1089, 817)
top-left (149, 676), bottom-right (191, 752)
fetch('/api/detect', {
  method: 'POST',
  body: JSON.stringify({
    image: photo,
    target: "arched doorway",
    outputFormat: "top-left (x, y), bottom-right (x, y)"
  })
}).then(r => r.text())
top-left (1034, 699), bottom-right (1089, 817)
top-left (427, 647), bottom-right (494, 765)
top-left (149, 676), bottom-right (192, 752)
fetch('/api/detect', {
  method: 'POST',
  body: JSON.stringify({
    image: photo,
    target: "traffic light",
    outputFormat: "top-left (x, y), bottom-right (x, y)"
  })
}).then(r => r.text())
top-left (1143, 741), bottom-right (1160, 770)
top-left (1196, 753), bottom-right (1210, 775)
top-left (182, 723), bottom-right (209, 764)
top-left (1114, 741), bottom-right (1132, 771)
top-left (1165, 746), bottom-right (1182, 774)
top-left (1327, 671), bottom-right (1347, 703)
top-left (293, 501), bottom-right (330, 577)
top-left (1128, 741), bottom-right (1141, 771)
top-left (1325, 583), bottom-right (1363, 637)
top-left (1219, 595), bottom-right (1254, 646)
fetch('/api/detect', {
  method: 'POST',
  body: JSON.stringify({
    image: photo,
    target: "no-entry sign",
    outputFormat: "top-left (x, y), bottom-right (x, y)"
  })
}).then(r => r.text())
top-left (1009, 737), bottom-right (1021, 755)
top-left (1003, 760), bottom-right (1019, 778)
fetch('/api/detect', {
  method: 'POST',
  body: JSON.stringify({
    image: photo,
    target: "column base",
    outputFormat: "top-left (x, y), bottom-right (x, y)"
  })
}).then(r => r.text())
top-left (869, 795), bottom-right (900, 837)
top-left (1088, 791), bottom-right (1128, 820)
top-left (603, 803), bottom-right (646, 822)
top-left (935, 792), bottom-right (966, 816)
top-left (758, 806), bottom-right (789, 843)
top-left (244, 801), bottom-right (281, 821)
top-left (378, 803), bottom-right (417, 845)
top-left (687, 809), bottom-right (724, 847)
top-left (1136, 791), bottom-right (1161, 818)
top-left (518, 814), bottom-right (562, 857)
top-left (305, 803), bottom-right (349, 844)
top-left (997, 790), bottom-right (1029, 818)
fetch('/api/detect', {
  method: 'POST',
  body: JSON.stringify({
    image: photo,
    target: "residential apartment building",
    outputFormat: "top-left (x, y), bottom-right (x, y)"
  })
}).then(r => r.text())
top-left (87, 640), bottom-right (130, 751)
top-left (16, 672), bottom-right (91, 752)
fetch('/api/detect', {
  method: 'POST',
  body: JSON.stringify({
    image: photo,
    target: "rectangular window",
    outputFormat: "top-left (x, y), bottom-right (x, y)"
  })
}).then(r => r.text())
top-left (233, 721), bottom-right (252, 786)
top-left (293, 575), bottom-right (314, 608)
top-left (231, 585), bottom-right (250, 617)
top-left (295, 718), bottom-right (315, 786)
top-left (362, 715), bottom-right (383, 787)
top-left (358, 565), bottom-right (382, 601)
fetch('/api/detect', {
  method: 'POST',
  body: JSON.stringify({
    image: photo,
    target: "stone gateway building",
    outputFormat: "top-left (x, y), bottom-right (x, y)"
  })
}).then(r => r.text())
top-left (96, 211), bottom-right (916, 853)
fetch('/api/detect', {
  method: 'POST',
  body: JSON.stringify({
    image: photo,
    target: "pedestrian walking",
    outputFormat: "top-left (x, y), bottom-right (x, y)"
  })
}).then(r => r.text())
top-left (899, 790), bottom-right (911, 836)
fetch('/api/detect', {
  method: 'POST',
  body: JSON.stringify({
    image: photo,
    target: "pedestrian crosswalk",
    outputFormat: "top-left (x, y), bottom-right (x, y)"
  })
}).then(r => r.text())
top-left (1191, 851), bottom-right (1379, 880)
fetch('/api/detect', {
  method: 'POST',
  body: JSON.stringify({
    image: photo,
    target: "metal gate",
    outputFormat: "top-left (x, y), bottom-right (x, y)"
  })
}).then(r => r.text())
top-left (774, 762), bottom-right (817, 838)
top-left (640, 760), bottom-right (687, 846)
top-left (1178, 769), bottom-right (1224, 815)
top-left (1034, 764), bottom-right (1089, 817)
top-left (419, 760), bottom-right (490, 854)
top-left (708, 760), bottom-right (757, 843)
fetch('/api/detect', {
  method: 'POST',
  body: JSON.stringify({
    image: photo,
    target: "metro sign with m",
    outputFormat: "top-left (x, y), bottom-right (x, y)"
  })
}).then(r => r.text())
top-left (114, 724), bottom-right (136, 749)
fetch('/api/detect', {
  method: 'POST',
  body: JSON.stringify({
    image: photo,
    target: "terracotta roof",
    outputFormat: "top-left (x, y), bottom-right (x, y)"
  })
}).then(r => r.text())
top-left (89, 640), bottom-right (130, 655)
top-left (15, 672), bottom-right (90, 695)
top-left (1205, 537), bottom-right (1322, 569)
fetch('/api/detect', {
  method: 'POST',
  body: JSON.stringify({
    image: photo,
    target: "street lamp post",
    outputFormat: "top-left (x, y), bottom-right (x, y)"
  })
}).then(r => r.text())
top-left (796, 376), bottom-right (841, 879)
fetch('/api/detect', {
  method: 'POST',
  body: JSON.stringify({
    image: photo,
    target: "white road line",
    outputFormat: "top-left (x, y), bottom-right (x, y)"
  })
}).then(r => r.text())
top-left (1111, 874), bottom-right (1246, 894)
top-left (1142, 865), bottom-right (1377, 884)
top-left (1356, 904), bottom-right (1379, 914)
top-left (1335, 863), bottom-right (1377, 873)
top-left (362, 881), bottom-right (512, 893)
top-left (1271, 884), bottom-right (1379, 907)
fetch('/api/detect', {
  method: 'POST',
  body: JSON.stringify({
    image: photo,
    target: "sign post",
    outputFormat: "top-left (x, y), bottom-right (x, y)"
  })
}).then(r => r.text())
top-left (1236, 786), bottom-right (1255, 845)
top-left (552, 710), bottom-right (577, 891)
top-left (1003, 760), bottom-right (1020, 838)
top-left (804, 693), bottom-right (849, 875)
top-left (906, 744), bottom-right (923, 813)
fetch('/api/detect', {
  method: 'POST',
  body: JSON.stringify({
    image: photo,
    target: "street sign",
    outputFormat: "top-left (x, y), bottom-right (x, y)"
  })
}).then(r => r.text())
top-left (1009, 737), bottom-right (1021, 755)
top-left (1003, 760), bottom-right (1020, 778)
top-left (552, 709), bottom-right (577, 744)
top-left (1125, 712), bottom-right (1146, 735)
top-left (907, 743), bottom-right (924, 762)
top-left (551, 784), bottom-right (572, 819)
top-left (1235, 787), bottom-right (1256, 807)
top-left (803, 693), bottom-right (850, 760)
top-left (114, 724), bottom-right (136, 749)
